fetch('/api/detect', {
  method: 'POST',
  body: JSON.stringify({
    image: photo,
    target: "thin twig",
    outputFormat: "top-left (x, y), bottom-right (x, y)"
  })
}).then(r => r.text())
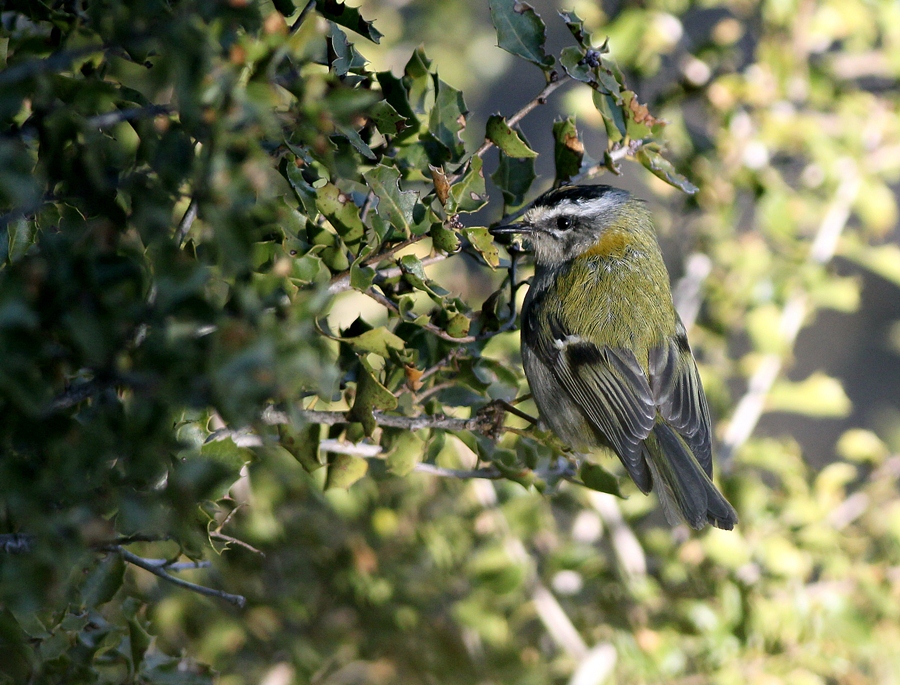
top-left (413, 463), bottom-right (503, 479)
top-left (461, 74), bottom-right (572, 177)
top-left (320, 439), bottom-right (383, 457)
top-left (108, 545), bottom-right (247, 608)
top-left (0, 45), bottom-right (103, 87)
top-left (329, 253), bottom-right (448, 294)
top-left (291, 0), bottom-right (317, 32)
top-left (0, 534), bottom-right (35, 554)
top-left (210, 531), bottom-right (265, 557)
top-left (672, 252), bottom-right (713, 330)
top-left (719, 171), bottom-right (861, 468)
top-left (175, 197), bottom-right (199, 245)
top-left (87, 104), bottom-right (172, 129)
top-left (140, 558), bottom-right (212, 571)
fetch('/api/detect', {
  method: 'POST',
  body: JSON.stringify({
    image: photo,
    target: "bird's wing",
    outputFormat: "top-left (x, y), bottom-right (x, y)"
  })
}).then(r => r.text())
top-left (528, 322), bottom-right (657, 492)
top-left (648, 317), bottom-right (713, 476)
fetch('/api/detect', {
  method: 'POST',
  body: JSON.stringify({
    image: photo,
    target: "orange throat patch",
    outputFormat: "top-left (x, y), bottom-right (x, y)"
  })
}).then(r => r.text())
top-left (581, 230), bottom-right (630, 259)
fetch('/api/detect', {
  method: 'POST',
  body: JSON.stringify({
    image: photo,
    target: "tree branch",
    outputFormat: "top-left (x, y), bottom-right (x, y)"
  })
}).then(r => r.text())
top-left (106, 545), bottom-right (247, 608)
top-left (87, 104), bottom-right (172, 129)
top-left (0, 534), bottom-right (35, 554)
top-left (462, 73), bottom-right (572, 175)
top-left (175, 197), bottom-right (199, 245)
top-left (719, 171), bottom-right (861, 468)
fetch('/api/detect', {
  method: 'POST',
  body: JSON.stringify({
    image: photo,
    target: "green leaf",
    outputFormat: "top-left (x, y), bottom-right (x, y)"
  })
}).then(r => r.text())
top-left (768, 372), bottom-right (852, 418)
top-left (364, 165), bottom-right (419, 237)
top-left (430, 222), bottom-right (461, 252)
top-left (315, 0), bottom-right (383, 43)
top-left (558, 10), bottom-right (591, 49)
top-left (278, 423), bottom-right (324, 472)
top-left (485, 115), bottom-right (537, 158)
top-left (842, 241), bottom-right (900, 288)
top-left (635, 145), bottom-right (698, 194)
top-left (448, 157), bottom-right (487, 214)
top-left (369, 100), bottom-right (408, 136)
top-left (316, 183), bottom-right (366, 244)
top-left (349, 360), bottom-right (399, 436)
top-left (385, 430), bottom-right (425, 476)
top-left (200, 436), bottom-right (254, 472)
top-left (592, 89), bottom-right (626, 142)
top-left (325, 453), bottom-right (369, 489)
top-left (579, 462), bottom-right (623, 497)
top-left (492, 151), bottom-right (536, 209)
top-left (489, 0), bottom-right (555, 70)
top-left (334, 123), bottom-right (376, 160)
top-left (552, 117), bottom-right (584, 185)
top-left (428, 79), bottom-right (467, 161)
top-left (463, 227), bottom-right (500, 268)
top-left (81, 553), bottom-right (125, 607)
top-left (404, 48), bottom-right (435, 116)
top-left (342, 327), bottom-right (406, 357)
top-left (328, 23), bottom-right (367, 76)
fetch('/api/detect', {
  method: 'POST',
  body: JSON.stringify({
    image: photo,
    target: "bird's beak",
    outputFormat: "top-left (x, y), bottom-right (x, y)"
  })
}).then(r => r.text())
top-left (489, 222), bottom-right (533, 236)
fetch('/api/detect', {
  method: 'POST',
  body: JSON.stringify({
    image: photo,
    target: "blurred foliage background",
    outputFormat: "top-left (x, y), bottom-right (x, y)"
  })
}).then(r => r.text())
top-left (1, 0), bottom-right (900, 684)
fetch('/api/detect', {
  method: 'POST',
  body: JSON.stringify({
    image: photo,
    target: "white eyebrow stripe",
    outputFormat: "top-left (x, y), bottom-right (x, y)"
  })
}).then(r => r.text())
top-left (525, 196), bottom-right (618, 223)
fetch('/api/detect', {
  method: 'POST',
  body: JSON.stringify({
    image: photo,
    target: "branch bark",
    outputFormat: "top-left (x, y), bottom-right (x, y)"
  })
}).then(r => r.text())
top-left (719, 170), bottom-right (861, 467)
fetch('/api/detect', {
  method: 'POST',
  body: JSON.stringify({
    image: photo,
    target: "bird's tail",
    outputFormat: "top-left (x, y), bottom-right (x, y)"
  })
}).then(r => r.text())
top-left (643, 420), bottom-right (738, 530)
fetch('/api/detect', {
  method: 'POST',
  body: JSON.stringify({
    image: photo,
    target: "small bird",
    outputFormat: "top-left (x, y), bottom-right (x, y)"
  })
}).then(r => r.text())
top-left (490, 185), bottom-right (737, 530)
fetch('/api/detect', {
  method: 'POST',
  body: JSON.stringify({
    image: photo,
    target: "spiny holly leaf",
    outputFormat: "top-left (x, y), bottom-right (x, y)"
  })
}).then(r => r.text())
top-left (635, 144), bottom-right (698, 194)
top-left (316, 183), bottom-right (365, 244)
top-left (592, 89), bottom-right (627, 142)
top-left (428, 79), bottom-right (467, 161)
top-left (325, 454), bottom-right (369, 489)
top-left (448, 157), bottom-right (487, 214)
top-left (430, 222), bottom-right (461, 253)
top-left (349, 359), bottom-right (399, 436)
top-left (81, 553), bottom-right (125, 608)
top-left (369, 100), bottom-right (408, 136)
top-left (364, 165), bottom-right (419, 236)
top-left (384, 430), bottom-right (425, 476)
top-left (405, 48), bottom-right (435, 116)
top-left (623, 90), bottom-right (665, 140)
top-left (485, 115), bottom-right (537, 158)
top-left (560, 45), bottom-right (622, 96)
top-left (579, 462), bottom-right (623, 497)
top-left (490, 0), bottom-right (555, 70)
top-left (315, 0), bottom-right (383, 44)
top-left (279, 423), bottom-right (323, 472)
top-left (558, 10), bottom-right (591, 49)
top-left (463, 227), bottom-right (500, 268)
top-left (491, 151), bottom-right (536, 209)
top-left (376, 72), bottom-right (418, 130)
top-left (342, 327), bottom-right (406, 358)
top-left (328, 23), bottom-right (367, 76)
top-left (552, 117), bottom-right (584, 185)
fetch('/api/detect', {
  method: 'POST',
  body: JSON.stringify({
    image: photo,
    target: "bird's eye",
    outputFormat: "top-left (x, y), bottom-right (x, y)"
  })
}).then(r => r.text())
top-left (556, 216), bottom-right (575, 231)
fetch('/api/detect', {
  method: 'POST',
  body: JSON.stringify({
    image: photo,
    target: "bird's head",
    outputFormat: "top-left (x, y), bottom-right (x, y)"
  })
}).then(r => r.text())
top-left (490, 185), bottom-right (651, 266)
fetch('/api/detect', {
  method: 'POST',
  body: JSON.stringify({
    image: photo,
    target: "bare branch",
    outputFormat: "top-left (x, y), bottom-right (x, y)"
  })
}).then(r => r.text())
top-left (329, 253), bottom-right (449, 295)
top-left (0, 46), bottom-right (103, 87)
top-left (320, 439), bottom-right (383, 457)
top-left (108, 545), bottom-right (246, 608)
top-left (210, 531), bottom-right (265, 557)
top-left (175, 197), bottom-right (199, 245)
top-left (0, 534), bottom-right (35, 554)
top-left (462, 74), bottom-right (572, 176)
top-left (140, 558), bottom-right (212, 572)
top-left (672, 252), bottom-right (713, 330)
top-left (87, 104), bottom-right (172, 129)
top-left (413, 463), bottom-right (503, 479)
top-left (719, 171), bottom-right (861, 467)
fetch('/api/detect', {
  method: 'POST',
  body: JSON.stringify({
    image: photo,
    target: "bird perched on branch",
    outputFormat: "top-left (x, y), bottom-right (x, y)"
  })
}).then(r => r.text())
top-left (490, 185), bottom-right (737, 530)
